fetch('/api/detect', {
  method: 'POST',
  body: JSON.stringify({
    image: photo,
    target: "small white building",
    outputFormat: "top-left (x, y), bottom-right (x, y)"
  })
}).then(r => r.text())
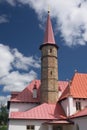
top-left (8, 12), bottom-right (87, 130)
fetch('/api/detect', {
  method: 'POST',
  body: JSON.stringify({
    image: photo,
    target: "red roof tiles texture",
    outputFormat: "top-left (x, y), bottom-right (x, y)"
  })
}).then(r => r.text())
top-left (9, 103), bottom-right (66, 120)
top-left (44, 12), bottom-right (55, 44)
top-left (59, 73), bottom-right (87, 100)
top-left (58, 81), bottom-right (68, 92)
top-left (11, 92), bottom-right (20, 99)
top-left (9, 73), bottom-right (87, 119)
top-left (71, 107), bottom-right (87, 118)
top-left (11, 80), bottom-right (41, 103)
top-left (11, 73), bottom-right (87, 114)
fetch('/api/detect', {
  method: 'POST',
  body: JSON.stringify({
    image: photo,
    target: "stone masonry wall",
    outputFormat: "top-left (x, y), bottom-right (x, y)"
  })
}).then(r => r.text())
top-left (41, 45), bottom-right (58, 103)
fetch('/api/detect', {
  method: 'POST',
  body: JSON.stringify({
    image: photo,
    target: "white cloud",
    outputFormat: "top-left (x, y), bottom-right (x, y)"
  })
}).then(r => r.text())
top-left (4, 0), bottom-right (87, 46)
top-left (0, 44), bottom-right (14, 77)
top-left (12, 48), bottom-right (40, 70)
top-left (0, 15), bottom-right (9, 24)
top-left (5, 0), bottom-right (16, 6)
top-left (0, 44), bottom-right (40, 104)
top-left (0, 44), bottom-right (40, 91)
top-left (1, 70), bottom-right (37, 92)
top-left (0, 95), bottom-right (10, 106)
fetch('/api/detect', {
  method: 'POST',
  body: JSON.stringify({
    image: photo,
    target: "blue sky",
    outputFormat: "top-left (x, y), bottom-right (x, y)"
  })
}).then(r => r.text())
top-left (0, 0), bottom-right (87, 105)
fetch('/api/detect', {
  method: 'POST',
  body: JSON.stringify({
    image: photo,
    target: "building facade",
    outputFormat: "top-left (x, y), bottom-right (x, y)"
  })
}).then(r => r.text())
top-left (8, 12), bottom-right (87, 130)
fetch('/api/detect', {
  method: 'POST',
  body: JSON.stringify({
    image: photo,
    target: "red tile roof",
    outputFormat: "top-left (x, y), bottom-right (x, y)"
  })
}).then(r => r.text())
top-left (58, 81), bottom-right (68, 93)
top-left (11, 92), bottom-right (20, 99)
top-left (9, 103), bottom-right (66, 120)
top-left (10, 80), bottom-right (68, 103)
top-left (11, 80), bottom-right (41, 103)
top-left (71, 107), bottom-right (87, 118)
top-left (59, 73), bottom-right (87, 100)
top-left (44, 12), bottom-right (55, 44)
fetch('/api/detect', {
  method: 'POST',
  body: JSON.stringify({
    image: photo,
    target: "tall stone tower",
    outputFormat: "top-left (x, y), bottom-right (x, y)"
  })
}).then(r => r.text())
top-left (40, 11), bottom-right (59, 104)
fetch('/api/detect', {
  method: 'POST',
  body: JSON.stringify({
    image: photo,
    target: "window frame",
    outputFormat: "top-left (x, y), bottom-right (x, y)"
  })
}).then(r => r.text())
top-left (76, 101), bottom-right (81, 111)
top-left (26, 125), bottom-right (34, 130)
top-left (53, 126), bottom-right (62, 130)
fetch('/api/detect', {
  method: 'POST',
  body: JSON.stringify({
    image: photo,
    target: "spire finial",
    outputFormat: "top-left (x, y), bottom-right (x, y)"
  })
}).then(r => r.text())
top-left (48, 5), bottom-right (50, 14)
top-left (74, 69), bottom-right (78, 73)
top-left (43, 7), bottom-right (55, 44)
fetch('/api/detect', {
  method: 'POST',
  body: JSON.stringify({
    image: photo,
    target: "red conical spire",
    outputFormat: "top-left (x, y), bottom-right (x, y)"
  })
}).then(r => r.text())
top-left (44, 11), bottom-right (55, 44)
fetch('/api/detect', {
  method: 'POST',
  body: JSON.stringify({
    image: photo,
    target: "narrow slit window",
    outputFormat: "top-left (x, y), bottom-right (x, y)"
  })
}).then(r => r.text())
top-left (76, 101), bottom-right (81, 110)
top-left (50, 71), bottom-right (52, 75)
top-left (50, 49), bottom-right (52, 53)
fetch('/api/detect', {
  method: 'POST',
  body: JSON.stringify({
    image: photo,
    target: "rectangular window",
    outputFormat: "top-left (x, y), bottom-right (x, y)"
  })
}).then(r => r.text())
top-left (76, 101), bottom-right (81, 110)
top-left (26, 125), bottom-right (34, 130)
top-left (53, 126), bottom-right (62, 130)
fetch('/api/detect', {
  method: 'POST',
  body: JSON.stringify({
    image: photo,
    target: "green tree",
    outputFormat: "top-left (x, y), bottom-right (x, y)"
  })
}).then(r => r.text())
top-left (0, 105), bottom-right (8, 125)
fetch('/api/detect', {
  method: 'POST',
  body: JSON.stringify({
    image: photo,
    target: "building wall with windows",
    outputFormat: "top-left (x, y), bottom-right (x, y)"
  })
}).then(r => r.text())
top-left (61, 98), bottom-right (87, 116)
top-left (8, 119), bottom-right (74, 130)
top-left (73, 99), bottom-right (87, 111)
top-left (8, 120), bottom-right (48, 130)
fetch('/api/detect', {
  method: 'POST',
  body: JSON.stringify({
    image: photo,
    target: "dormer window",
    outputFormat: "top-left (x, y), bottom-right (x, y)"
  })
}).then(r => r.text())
top-left (76, 101), bottom-right (81, 111)
top-left (33, 83), bottom-right (37, 98)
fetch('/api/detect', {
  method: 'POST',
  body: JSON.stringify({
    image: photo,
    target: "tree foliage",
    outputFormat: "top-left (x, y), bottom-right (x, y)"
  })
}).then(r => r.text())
top-left (0, 105), bottom-right (8, 125)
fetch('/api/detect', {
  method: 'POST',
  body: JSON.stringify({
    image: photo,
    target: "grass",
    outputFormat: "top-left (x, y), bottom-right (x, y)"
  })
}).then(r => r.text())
top-left (0, 125), bottom-right (7, 130)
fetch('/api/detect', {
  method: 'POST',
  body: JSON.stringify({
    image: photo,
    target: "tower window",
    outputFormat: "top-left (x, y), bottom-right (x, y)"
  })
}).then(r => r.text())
top-left (50, 48), bottom-right (52, 53)
top-left (26, 125), bottom-right (34, 130)
top-left (76, 101), bottom-right (81, 110)
top-left (50, 71), bottom-right (52, 75)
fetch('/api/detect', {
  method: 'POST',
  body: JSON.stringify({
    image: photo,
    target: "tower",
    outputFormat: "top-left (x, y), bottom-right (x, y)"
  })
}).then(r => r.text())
top-left (40, 11), bottom-right (59, 104)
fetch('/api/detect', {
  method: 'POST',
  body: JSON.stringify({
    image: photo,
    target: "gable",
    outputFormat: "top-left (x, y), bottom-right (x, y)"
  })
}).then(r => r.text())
top-left (59, 72), bottom-right (87, 101)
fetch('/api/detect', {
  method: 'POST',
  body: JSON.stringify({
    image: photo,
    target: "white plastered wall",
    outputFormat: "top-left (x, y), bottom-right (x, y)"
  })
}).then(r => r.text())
top-left (61, 98), bottom-right (69, 116)
top-left (8, 119), bottom-right (48, 130)
top-left (72, 116), bottom-right (87, 130)
top-left (9, 102), bottom-right (38, 112)
top-left (61, 98), bottom-right (87, 116)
